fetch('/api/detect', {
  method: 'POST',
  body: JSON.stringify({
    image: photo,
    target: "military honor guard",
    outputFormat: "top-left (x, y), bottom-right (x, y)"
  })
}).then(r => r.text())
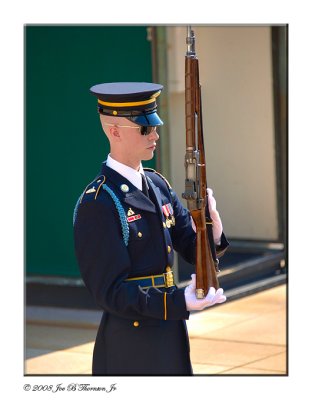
top-left (73, 82), bottom-right (229, 375)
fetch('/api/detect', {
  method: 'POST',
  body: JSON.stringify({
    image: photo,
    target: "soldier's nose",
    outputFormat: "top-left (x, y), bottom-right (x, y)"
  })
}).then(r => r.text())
top-left (149, 130), bottom-right (159, 141)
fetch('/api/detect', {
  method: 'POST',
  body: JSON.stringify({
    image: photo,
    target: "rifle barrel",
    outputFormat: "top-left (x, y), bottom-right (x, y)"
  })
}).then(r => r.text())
top-left (183, 26), bottom-right (220, 298)
top-left (186, 26), bottom-right (196, 57)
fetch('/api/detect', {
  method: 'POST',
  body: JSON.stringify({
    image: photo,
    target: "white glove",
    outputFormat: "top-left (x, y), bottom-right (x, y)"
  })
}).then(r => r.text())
top-left (207, 188), bottom-right (223, 245)
top-left (184, 274), bottom-right (226, 311)
top-left (190, 188), bottom-right (223, 245)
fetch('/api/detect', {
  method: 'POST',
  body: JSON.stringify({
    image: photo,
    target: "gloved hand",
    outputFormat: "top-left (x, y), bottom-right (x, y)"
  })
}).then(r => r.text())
top-left (184, 274), bottom-right (226, 311)
top-left (207, 188), bottom-right (223, 245)
top-left (191, 188), bottom-right (223, 245)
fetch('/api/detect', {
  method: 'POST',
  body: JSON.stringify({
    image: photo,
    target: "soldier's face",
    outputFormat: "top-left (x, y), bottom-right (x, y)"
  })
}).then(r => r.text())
top-left (120, 123), bottom-right (160, 161)
top-left (100, 115), bottom-right (160, 164)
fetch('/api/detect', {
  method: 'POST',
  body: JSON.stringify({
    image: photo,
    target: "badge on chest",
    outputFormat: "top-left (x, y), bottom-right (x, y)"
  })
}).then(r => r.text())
top-left (162, 203), bottom-right (175, 227)
top-left (127, 208), bottom-right (142, 223)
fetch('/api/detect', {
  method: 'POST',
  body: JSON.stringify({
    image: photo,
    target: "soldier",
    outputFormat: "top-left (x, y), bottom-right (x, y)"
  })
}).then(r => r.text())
top-left (73, 82), bottom-right (229, 375)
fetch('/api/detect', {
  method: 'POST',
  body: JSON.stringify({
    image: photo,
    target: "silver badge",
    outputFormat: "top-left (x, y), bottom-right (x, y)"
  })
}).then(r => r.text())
top-left (86, 186), bottom-right (96, 194)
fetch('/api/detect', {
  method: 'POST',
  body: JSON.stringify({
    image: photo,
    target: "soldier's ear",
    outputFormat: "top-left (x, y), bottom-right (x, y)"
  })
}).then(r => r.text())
top-left (110, 127), bottom-right (121, 139)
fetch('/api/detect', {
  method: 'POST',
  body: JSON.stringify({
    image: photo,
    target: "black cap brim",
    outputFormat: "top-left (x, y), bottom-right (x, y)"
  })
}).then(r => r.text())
top-left (127, 111), bottom-right (163, 126)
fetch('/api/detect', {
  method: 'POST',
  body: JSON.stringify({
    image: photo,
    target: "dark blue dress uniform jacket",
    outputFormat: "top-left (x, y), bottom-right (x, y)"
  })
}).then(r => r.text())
top-left (73, 162), bottom-right (229, 376)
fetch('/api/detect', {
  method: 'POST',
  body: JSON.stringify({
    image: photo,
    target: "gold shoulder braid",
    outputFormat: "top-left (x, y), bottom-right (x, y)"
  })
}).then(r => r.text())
top-left (73, 175), bottom-right (106, 226)
top-left (143, 168), bottom-right (172, 189)
top-left (80, 175), bottom-right (106, 203)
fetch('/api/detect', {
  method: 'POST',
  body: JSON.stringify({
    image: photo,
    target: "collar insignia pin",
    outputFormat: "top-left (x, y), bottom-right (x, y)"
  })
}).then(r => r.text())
top-left (121, 184), bottom-right (129, 193)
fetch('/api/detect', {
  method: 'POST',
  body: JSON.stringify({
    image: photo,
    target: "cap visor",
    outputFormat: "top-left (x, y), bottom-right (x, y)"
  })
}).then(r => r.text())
top-left (129, 111), bottom-right (163, 126)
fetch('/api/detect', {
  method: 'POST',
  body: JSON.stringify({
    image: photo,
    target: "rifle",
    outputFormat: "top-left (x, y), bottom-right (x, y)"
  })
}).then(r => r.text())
top-left (182, 26), bottom-right (220, 299)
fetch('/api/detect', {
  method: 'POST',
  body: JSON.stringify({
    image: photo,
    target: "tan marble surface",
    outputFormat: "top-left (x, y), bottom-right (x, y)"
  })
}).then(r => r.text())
top-left (25, 284), bottom-right (287, 375)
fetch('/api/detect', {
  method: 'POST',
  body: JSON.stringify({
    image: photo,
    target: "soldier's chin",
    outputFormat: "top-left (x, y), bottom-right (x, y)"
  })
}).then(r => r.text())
top-left (142, 151), bottom-right (155, 161)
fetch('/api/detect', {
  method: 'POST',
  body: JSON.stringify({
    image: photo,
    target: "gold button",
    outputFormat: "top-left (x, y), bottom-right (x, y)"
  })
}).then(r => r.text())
top-left (133, 321), bottom-right (139, 327)
top-left (138, 232), bottom-right (143, 238)
top-left (167, 245), bottom-right (171, 253)
top-left (113, 110), bottom-right (118, 115)
top-left (163, 222), bottom-right (166, 228)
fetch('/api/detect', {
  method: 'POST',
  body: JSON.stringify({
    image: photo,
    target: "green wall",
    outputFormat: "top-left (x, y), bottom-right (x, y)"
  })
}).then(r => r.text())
top-left (26, 25), bottom-right (155, 277)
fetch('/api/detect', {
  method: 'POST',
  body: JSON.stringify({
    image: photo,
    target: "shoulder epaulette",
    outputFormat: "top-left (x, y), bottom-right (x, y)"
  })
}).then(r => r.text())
top-left (73, 175), bottom-right (106, 226)
top-left (79, 175), bottom-right (106, 203)
top-left (143, 168), bottom-right (172, 189)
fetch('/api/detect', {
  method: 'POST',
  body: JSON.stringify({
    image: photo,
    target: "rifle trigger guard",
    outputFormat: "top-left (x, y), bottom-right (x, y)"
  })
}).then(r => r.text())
top-left (214, 259), bottom-right (220, 273)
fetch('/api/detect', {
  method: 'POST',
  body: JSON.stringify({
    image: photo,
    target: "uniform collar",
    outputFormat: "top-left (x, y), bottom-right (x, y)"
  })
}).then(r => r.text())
top-left (106, 154), bottom-right (144, 191)
top-left (101, 162), bottom-right (157, 213)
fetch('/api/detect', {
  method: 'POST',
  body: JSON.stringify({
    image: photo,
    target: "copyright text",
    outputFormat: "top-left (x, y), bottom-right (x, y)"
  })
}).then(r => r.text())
top-left (23, 383), bottom-right (117, 393)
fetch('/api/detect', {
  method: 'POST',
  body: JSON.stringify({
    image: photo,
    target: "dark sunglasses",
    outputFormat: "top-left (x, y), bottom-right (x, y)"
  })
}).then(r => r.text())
top-left (103, 123), bottom-right (157, 136)
top-left (139, 126), bottom-right (157, 135)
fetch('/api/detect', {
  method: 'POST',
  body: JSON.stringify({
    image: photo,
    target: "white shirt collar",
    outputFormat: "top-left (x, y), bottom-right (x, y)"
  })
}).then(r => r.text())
top-left (106, 154), bottom-right (144, 190)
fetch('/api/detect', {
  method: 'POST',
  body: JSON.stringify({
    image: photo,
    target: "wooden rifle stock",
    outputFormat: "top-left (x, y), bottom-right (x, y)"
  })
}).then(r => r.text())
top-left (182, 27), bottom-right (219, 299)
